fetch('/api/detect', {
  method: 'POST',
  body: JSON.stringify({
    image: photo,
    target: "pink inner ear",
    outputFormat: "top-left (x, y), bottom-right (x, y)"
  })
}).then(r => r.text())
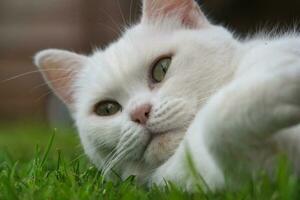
top-left (41, 58), bottom-right (79, 105)
top-left (35, 50), bottom-right (86, 107)
top-left (143, 0), bottom-right (207, 29)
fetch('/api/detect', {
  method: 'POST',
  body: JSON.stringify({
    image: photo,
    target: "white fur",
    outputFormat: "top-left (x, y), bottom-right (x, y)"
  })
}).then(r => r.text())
top-left (34, 0), bottom-right (300, 191)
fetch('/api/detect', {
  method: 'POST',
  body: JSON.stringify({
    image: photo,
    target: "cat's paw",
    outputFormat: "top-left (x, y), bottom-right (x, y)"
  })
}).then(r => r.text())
top-left (245, 67), bottom-right (300, 132)
top-left (150, 169), bottom-right (224, 192)
top-left (149, 152), bottom-right (225, 192)
top-left (204, 64), bottom-right (300, 140)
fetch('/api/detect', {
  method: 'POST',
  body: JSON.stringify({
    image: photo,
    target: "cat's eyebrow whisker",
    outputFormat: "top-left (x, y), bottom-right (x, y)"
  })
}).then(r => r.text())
top-left (129, 0), bottom-right (133, 25)
top-left (97, 21), bottom-right (122, 37)
top-left (97, 6), bottom-right (124, 34)
top-left (116, 0), bottom-right (127, 27)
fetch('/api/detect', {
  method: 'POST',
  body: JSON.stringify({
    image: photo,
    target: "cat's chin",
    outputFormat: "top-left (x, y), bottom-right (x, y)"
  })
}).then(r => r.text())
top-left (143, 129), bottom-right (186, 167)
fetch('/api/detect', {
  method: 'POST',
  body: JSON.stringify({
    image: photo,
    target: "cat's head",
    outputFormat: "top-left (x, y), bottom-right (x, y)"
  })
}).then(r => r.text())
top-left (34, 0), bottom-right (238, 181)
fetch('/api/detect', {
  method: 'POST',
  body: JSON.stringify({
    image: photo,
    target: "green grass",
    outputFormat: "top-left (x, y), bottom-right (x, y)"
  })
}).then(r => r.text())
top-left (0, 124), bottom-right (300, 200)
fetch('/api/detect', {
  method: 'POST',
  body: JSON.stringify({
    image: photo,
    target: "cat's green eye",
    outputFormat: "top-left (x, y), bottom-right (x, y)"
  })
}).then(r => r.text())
top-left (94, 101), bottom-right (122, 116)
top-left (151, 57), bottom-right (172, 83)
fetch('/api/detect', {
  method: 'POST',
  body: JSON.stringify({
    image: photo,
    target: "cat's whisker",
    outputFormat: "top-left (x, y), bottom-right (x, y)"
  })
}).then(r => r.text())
top-left (115, 129), bottom-right (140, 153)
top-left (99, 127), bottom-right (138, 163)
top-left (101, 140), bottom-right (130, 171)
top-left (101, 149), bottom-right (118, 170)
top-left (30, 75), bottom-right (76, 92)
top-left (33, 83), bottom-right (73, 102)
top-left (128, 0), bottom-right (139, 26)
top-left (88, 137), bottom-right (118, 151)
top-left (102, 140), bottom-right (138, 177)
top-left (102, 147), bottom-right (127, 177)
top-left (102, 151), bottom-right (125, 177)
top-left (115, 0), bottom-right (127, 27)
top-left (34, 90), bottom-right (53, 103)
top-left (97, 21), bottom-right (122, 37)
top-left (97, 6), bottom-right (124, 34)
top-left (1, 69), bottom-right (71, 83)
top-left (129, 0), bottom-right (133, 25)
top-left (102, 128), bottom-right (141, 176)
top-left (150, 104), bottom-right (185, 126)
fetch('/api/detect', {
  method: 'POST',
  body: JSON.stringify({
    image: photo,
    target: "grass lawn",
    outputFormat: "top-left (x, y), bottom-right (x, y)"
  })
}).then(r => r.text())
top-left (0, 123), bottom-right (299, 200)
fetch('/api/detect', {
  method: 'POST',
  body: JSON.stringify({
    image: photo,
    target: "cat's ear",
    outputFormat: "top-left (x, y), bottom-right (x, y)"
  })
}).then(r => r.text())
top-left (34, 49), bottom-right (87, 110)
top-left (142, 0), bottom-right (208, 29)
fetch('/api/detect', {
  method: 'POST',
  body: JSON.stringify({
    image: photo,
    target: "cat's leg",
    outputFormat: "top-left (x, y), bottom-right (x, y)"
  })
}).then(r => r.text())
top-left (151, 63), bottom-right (300, 191)
top-left (195, 65), bottom-right (300, 185)
top-left (202, 67), bottom-right (300, 149)
top-left (150, 122), bottom-right (225, 191)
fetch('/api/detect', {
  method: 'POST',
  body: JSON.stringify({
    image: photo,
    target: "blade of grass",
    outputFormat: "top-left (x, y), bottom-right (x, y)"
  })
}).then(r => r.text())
top-left (40, 131), bottom-right (55, 167)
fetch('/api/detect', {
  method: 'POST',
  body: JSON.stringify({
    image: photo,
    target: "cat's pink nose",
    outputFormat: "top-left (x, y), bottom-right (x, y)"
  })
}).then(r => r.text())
top-left (130, 103), bottom-right (152, 125)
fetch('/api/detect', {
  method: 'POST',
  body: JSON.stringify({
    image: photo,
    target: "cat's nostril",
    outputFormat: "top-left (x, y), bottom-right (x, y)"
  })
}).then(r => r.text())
top-left (130, 103), bottom-right (152, 125)
top-left (134, 119), bottom-right (141, 124)
top-left (145, 111), bottom-right (149, 118)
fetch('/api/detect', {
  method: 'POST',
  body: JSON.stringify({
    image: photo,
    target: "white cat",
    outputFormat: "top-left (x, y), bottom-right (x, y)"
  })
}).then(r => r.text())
top-left (34, 0), bottom-right (300, 191)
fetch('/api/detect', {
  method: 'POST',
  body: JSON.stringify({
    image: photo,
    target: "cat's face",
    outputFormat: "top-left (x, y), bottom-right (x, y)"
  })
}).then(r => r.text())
top-left (35, 0), bottom-right (238, 181)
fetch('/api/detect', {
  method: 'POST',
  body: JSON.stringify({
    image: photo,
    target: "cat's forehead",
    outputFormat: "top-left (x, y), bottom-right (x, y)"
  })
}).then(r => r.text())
top-left (80, 25), bottom-right (174, 95)
top-left (87, 25), bottom-right (175, 77)
top-left (104, 25), bottom-right (175, 59)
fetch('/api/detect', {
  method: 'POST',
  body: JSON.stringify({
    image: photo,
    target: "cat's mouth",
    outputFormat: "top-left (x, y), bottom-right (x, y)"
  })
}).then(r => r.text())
top-left (140, 131), bottom-right (164, 153)
top-left (141, 128), bottom-right (185, 166)
top-left (145, 131), bottom-right (168, 147)
top-left (145, 128), bottom-right (176, 147)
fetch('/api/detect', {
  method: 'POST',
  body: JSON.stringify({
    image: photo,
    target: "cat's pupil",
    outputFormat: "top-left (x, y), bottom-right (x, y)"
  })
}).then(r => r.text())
top-left (161, 63), bottom-right (167, 73)
top-left (105, 106), bottom-right (111, 114)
